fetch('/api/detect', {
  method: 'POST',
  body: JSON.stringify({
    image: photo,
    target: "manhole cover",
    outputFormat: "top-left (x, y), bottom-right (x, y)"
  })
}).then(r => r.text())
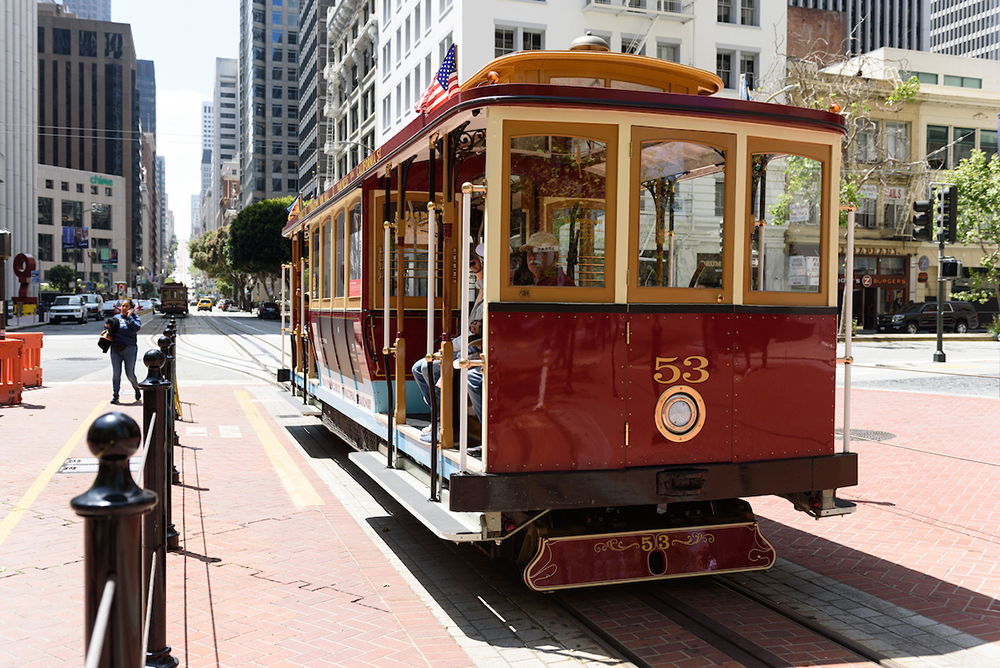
top-left (835, 428), bottom-right (896, 442)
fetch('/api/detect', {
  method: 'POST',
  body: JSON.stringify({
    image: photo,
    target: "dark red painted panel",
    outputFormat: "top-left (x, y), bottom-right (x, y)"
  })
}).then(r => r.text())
top-left (626, 313), bottom-right (733, 466)
top-left (524, 522), bottom-right (775, 591)
top-left (488, 312), bottom-right (627, 473)
top-left (732, 313), bottom-right (836, 462)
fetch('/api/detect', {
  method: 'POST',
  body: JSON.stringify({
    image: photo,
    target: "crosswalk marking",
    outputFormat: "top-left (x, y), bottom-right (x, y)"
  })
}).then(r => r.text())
top-left (219, 426), bottom-right (241, 438)
top-left (186, 427), bottom-right (208, 437)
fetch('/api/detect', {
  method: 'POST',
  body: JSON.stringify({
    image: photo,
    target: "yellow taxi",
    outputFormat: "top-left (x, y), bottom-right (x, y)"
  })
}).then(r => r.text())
top-left (197, 297), bottom-right (213, 311)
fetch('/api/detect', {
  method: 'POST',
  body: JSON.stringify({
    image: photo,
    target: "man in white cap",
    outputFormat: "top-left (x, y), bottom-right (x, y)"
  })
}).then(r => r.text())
top-left (518, 231), bottom-right (575, 287)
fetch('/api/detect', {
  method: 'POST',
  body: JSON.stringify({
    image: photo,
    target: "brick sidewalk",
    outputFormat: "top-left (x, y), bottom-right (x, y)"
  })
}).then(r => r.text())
top-left (754, 388), bottom-right (1000, 642)
top-left (5, 380), bottom-right (1000, 666)
top-left (0, 382), bottom-right (473, 667)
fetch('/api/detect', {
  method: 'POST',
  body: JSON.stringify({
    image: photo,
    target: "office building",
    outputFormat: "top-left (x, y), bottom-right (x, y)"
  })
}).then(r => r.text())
top-left (786, 1), bottom-right (929, 56)
top-left (929, 0), bottom-right (1000, 60)
top-left (297, 0), bottom-right (334, 199)
top-left (209, 58), bottom-right (238, 229)
top-left (136, 59), bottom-right (156, 134)
top-left (1, 0), bottom-right (38, 303)
top-left (325, 0), bottom-right (786, 184)
top-left (37, 2), bottom-right (140, 288)
top-left (61, 0), bottom-right (112, 22)
top-left (239, 0), bottom-right (301, 207)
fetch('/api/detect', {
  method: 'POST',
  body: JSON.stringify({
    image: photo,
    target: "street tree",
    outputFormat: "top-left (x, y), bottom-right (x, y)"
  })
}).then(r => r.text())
top-left (47, 265), bottom-right (75, 293)
top-left (944, 150), bottom-right (1000, 311)
top-left (188, 226), bottom-right (246, 299)
top-left (227, 197), bottom-right (292, 301)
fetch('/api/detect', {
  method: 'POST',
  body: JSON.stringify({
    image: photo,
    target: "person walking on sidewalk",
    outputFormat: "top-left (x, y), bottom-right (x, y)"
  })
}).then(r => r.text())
top-left (109, 298), bottom-right (142, 405)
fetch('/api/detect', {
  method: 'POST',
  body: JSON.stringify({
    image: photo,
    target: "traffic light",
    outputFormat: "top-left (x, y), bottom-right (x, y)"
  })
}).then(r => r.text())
top-left (933, 186), bottom-right (947, 240)
top-left (944, 184), bottom-right (958, 244)
top-left (912, 199), bottom-right (932, 240)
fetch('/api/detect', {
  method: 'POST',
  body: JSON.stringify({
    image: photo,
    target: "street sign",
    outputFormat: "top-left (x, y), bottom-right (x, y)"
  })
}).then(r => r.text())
top-left (102, 264), bottom-right (118, 270)
top-left (31, 270), bottom-right (39, 283)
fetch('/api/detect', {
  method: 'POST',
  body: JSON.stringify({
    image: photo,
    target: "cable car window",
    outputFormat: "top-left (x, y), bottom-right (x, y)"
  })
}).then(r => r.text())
top-left (636, 139), bottom-right (726, 289)
top-left (335, 211), bottom-right (346, 298)
top-left (322, 218), bottom-right (332, 299)
top-left (386, 198), bottom-right (433, 298)
top-left (311, 225), bottom-right (320, 299)
top-left (749, 152), bottom-right (823, 293)
top-left (348, 203), bottom-right (362, 299)
top-left (508, 135), bottom-right (608, 288)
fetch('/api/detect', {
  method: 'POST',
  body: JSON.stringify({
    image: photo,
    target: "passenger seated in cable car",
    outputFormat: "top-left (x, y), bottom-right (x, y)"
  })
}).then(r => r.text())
top-left (513, 231), bottom-right (576, 287)
top-left (413, 244), bottom-right (485, 443)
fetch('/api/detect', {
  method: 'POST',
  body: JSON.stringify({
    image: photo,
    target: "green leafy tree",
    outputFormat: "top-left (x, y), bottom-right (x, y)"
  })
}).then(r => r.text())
top-left (227, 197), bottom-right (292, 299)
top-left (944, 150), bottom-right (1000, 307)
top-left (189, 226), bottom-right (248, 301)
top-left (47, 265), bottom-right (76, 293)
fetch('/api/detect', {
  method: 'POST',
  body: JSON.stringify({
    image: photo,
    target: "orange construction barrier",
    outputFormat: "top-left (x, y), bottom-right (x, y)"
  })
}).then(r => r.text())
top-left (8, 332), bottom-right (43, 387)
top-left (0, 338), bottom-right (24, 405)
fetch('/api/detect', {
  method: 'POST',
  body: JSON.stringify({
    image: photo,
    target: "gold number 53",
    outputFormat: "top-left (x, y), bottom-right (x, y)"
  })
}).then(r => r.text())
top-left (654, 356), bottom-right (710, 384)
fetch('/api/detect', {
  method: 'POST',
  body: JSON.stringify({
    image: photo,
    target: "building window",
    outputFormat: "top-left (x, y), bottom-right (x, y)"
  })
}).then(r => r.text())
top-left (272, 30), bottom-right (282, 44)
top-left (38, 197), bottom-right (54, 225)
top-left (856, 190), bottom-right (876, 228)
top-left (287, 50), bottom-right (297, 64)
top-left (104, 33), bottom-right (122, 58)
top-left (523, 30), bottom-right (542, 51)
top-left (926, 125), bottom-right (948, 169)
top-left (53, 28), bottom-right (71, 55)
top-left (739, 53), bottom-right (757, 90)
top-left (495, 27), bottom-right (542, 58)
top-left (287, 87), bottom-right (298, 100)
top-left (92, 204), bottom-right (111, 230)
top-left (953, 127), bottom-right (975, 164)
top-left (272, 67), bottom-right (282, 80)
top-left (855, 119), bottom-right (878, 163)
top-left (717, 0), bottom-right (732, 23)
top-left (79, 31), bottom-right (98, 57)
top-left (272, 105), bottom-right (283, 118)
top-left (288, 107), bottom-right (298, 119)
top-left (38, 234), bottom-right (54, 262)
top-left (272, 86), bottom-right (283, 99)
top-left (883, 199), bottom-right (906, 231)
top-left (105, 187), bottom-right (112, 196)
top-left (38, 27), bottom-right (44, 53)
top-left (253, 47), bottom-right (265, 62)
top-left (495, 28), bottom-right (514, 57)
top-left (91, 185), bottom-right (98, 195)
top-left (273, 142), bottom-right (283, 155)
top-left (716, 52), bottom-right (732, 89)
top-left (943, 75), bottom-right (981, 89)
top-left (76, 183), bottom-right (84, 193)
top-left (272, 159), bottom-right (283, 173)
top-left (656, 42), bottom-right (679, 62)
top-left (881, 121), bottom-right (908, 162)
top-left (272, 178), bottom-right (283, 191)
top-left (981, 130), bottom-right (998, 159)
top-left (272, 124), bottom-right (283, 136)
top-left (273, 49), bottom-right (283, 62)
top-left (45, 179), bottom-right (54, 189)
top-left (740, 0), bottom-right (759, 26)
top-left (61, 181), bottom-right (69, 191)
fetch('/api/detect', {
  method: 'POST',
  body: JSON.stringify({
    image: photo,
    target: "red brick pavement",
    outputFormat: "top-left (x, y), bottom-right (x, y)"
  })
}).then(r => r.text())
top-left (0, 382), bottom-right (474, 667)
top-left (754, 388), bottom-right (1000, 642)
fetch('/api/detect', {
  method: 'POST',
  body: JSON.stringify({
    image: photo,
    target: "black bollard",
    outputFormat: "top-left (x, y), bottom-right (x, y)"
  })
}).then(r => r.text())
top-left (138, 350), bottom-right (178, 668)
top-left (71, 412), bottom-right (158, 668)
top-left (157, 335), bottom-right (180, 549)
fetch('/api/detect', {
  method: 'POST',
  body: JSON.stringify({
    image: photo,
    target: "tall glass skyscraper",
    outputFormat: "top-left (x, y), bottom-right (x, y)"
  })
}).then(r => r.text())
top-left (239, 0), bottom-right (301, 207)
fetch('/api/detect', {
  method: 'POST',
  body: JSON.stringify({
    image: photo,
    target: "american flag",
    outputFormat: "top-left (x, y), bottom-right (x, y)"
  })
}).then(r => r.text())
top-left (415, 44), bottom-right (458, 114)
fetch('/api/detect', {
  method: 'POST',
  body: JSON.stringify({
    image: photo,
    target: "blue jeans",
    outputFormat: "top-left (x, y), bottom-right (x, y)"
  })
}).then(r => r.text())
top-left (110, 345), bottom-right (140, 399)
top-left (468, 367), bottom-right (483, 422)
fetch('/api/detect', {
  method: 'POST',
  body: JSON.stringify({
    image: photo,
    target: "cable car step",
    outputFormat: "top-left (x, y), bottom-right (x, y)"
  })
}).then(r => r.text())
top-left (348, 450), bottom-right (484, 542)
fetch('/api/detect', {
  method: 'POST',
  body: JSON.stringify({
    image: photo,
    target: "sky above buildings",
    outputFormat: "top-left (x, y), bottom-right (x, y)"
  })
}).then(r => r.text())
top-left (111, 0), bottom-right (238, 246)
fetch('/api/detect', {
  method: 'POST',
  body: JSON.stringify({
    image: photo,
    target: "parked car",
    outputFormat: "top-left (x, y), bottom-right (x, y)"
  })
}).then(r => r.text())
top-left (258, 302), bottom-right (280, 319)
top-left (100, 299), bottom-right (122, 319)
top-left (197, 298), bottom-right (213, 311)
top-left (149, 297), bottom-right (162, 312)
top-left (219, 298), bottom-right (234, 311)
top-left (79, 294), bottom-right (104, 319)
top-left (50, 295), bottom-right (88, 324)
top-left (876, 301), bottom-right (980, 334)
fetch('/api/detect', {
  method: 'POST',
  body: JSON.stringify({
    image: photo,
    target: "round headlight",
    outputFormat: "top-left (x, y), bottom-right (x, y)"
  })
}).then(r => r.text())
top-left (654, 386), bottom-right (706, 442)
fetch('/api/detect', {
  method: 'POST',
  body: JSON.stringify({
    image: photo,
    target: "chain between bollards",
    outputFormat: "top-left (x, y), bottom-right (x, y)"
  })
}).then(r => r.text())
top-left (139, 350), bottom-right (178, 668)
top-left (71, 412), bottom-right (158, 668)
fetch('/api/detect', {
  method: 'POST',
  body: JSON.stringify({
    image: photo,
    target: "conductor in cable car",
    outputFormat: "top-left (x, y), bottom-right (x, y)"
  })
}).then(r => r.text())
top-left (515, 231), bottom-right (576, 287)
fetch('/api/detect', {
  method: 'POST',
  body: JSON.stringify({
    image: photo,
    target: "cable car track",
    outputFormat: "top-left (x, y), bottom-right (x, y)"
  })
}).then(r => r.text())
top-left (550, 576), bottom-right (906, 668)
top-left (143, 314), bottom-right (285, 386)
